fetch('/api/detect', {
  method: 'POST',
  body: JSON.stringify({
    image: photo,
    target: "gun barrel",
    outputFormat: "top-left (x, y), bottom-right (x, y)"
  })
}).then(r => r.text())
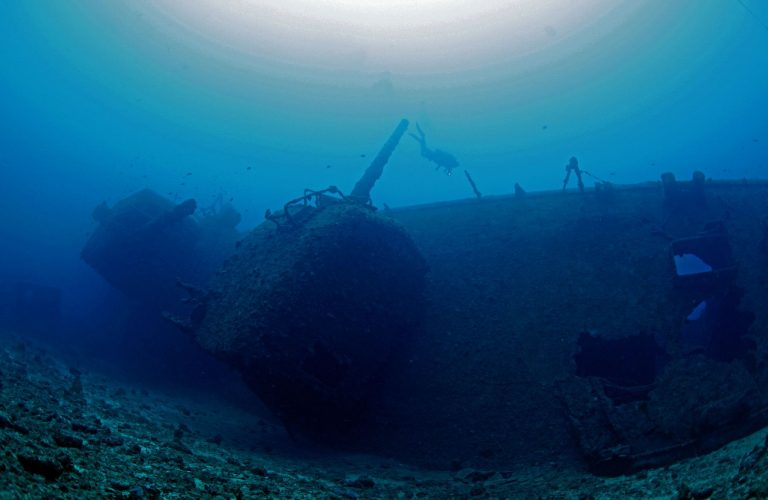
top-left (350, 118), bottom-right (410, 203)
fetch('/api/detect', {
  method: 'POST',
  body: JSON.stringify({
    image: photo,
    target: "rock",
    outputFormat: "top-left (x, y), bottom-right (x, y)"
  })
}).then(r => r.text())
top-left (52, 431), bottom-right (84, 449)
top-left (330, 486), bottom-right (359, 499)
top-left (251, 466), bottom-right (268, 477)
top-left (465, 470), bottom-right (497, 483)
top-left (166, 440), bottom-right (193, 455)
top-left (739, 445), bottom-right (765, 474)
top-left (675, 482), bottom-right (715, 500)
top-left (110, 480), bottom-right (132, 491)
top-left (457, 468), bottom-right (497, 483)
top-left (68, 372), bottom-right (83, 397)
top-left (344, 475), bottom-right (375, 489)
top-left (172, 422), bottom-right (191, 442)
top-left (127, 486), bottom-right (146, 499)
top-left (469, 486), bottom-right (486, 496)
top-left (125, 444), bottom-right (142, 455)
top-left (101, 435), bottom-right (125, 447)
top-left (0, 412), bottom-right (29, 434)
top-left (71, 421), bottom-right (99, 434)
top-left (16, 451), bottom-right (69, 481)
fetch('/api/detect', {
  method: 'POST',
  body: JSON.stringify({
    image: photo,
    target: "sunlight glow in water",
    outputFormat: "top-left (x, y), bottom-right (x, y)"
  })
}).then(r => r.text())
top-left (140, 0), bottom-right (626, 75)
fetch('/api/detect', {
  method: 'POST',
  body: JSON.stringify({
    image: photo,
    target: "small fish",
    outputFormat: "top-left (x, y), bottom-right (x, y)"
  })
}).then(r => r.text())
top-left (360, 153), bottom-right (366, 158)
top-left (753, 138), bottom-right (760, 143)
top-left (246, 166), bottom-right (252, 171)
top-left (185, 172), bottom-right (192, 176)
top-left (325, 164), bottom-right (332, 169)
top-left (541, 125), bottom-right (548, 130)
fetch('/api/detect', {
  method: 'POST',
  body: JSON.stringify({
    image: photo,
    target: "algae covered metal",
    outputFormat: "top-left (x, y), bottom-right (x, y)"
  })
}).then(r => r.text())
top-left (82, 189), bottom-right (241, 310)
top-left (195, 201), bottom-right (427, 437)
top-left (187, 119), bottom-right (428, 437)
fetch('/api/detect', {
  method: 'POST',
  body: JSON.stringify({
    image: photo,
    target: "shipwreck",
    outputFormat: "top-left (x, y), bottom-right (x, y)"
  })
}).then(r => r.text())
top-left (84, 121), bottom-right (768, 476)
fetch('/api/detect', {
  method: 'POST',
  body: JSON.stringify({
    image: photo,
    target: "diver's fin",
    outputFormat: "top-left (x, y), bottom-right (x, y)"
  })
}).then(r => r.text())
top-left (415, 122), bottom-right (425, 138)
top-left (408, 132), bottom-right (424, 145)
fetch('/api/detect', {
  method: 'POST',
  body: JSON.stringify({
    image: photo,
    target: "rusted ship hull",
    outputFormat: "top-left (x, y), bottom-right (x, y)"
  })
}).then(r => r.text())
top-left (357, 179), bottom-right (768, 474)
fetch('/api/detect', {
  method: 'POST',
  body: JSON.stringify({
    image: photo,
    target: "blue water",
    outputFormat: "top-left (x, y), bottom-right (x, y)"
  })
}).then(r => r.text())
top-left (1, 0), bottom-right (767, 326)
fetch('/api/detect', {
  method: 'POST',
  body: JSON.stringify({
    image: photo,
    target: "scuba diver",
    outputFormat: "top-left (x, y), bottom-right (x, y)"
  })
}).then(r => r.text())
top-left (408, 123), bottom-right (460, 175)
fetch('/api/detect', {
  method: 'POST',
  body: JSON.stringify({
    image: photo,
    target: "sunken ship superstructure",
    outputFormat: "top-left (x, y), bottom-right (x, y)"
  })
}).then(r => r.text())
top-left (82, 123), bottom-right (768, 475)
